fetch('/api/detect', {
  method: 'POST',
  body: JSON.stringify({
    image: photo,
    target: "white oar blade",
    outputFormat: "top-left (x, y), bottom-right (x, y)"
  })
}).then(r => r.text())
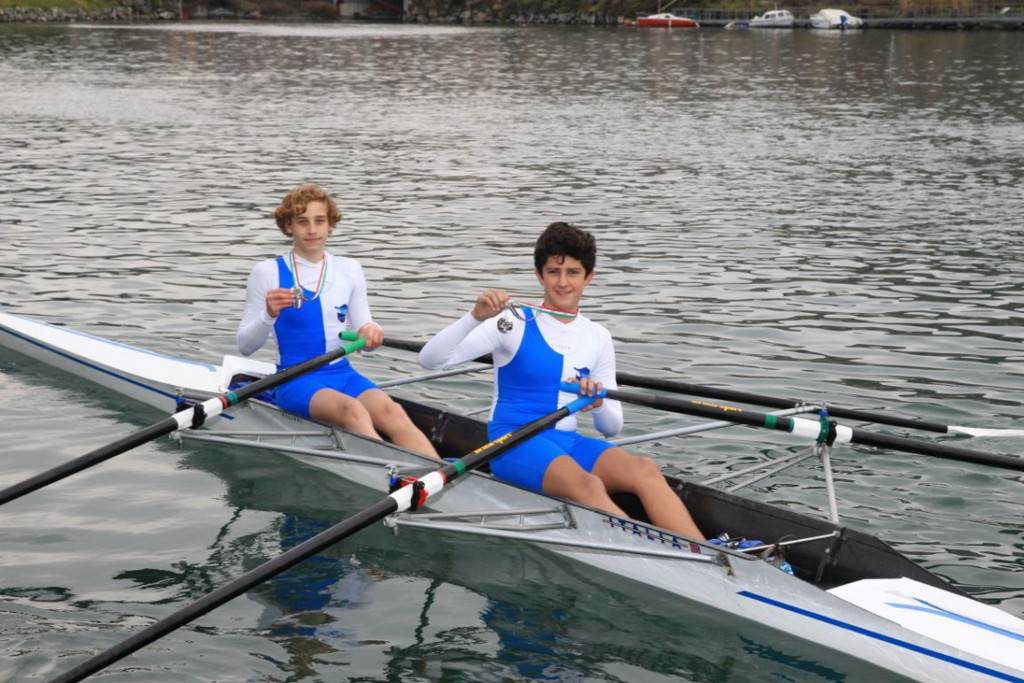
top-left (948, 426), bottom-right (1024, 438)
top-left (829, 578), bottom-right (1024, 673)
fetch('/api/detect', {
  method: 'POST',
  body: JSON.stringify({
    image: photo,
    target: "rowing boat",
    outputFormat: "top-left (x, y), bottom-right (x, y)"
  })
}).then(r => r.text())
top-left (1, 309), bottom-right (1022, 683)
top-left (635, 13), bottom-right (699, 28)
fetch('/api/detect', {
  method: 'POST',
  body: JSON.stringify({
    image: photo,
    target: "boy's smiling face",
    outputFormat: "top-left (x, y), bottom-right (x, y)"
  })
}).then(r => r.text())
top-left (537, 254), bottom-right (593, 314)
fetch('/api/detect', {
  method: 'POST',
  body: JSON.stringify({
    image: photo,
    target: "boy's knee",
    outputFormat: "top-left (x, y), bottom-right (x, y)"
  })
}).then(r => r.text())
top-left (334, 395), bottom-right (369, 421)
top-left (578, 472), bottom-right (608, 498)
top-left (634, 456), bottom-right (663, 481)
top-left (377, 396), bottom-right (410, 425)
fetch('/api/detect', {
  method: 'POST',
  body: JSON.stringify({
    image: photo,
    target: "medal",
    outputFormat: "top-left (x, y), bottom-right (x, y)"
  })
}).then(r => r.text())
top-left (289, 251), bottom-right (328, 311)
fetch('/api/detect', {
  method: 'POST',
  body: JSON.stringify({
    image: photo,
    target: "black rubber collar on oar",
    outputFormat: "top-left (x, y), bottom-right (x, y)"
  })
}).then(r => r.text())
top-left (560, 382), bottom-right (1024, 473)
top-left (0, 336), bottom-right (366, 508)
top-left (48, 399), bottom-right (591, 683)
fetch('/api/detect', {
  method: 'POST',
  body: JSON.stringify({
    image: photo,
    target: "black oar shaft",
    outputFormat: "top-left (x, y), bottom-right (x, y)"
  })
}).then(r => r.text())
top-left (383, 336), bottom-right (492, 365)
top-left (604, 387), bottom-right (1024, 473)
top-left (49, 498), bottom-right (396, 683)
top-left (0, 339), bottom-right (365, 508)
top-left (382, 337), bottom-right (955, 436)
top-left (847, 429), bottom-right (1024, 471)
top-left (0, 419), bottom-right (179, 506)
top-left (50, 403), bottom-right (574, 683)
top-left (614, 373), bottom-right (953, 435)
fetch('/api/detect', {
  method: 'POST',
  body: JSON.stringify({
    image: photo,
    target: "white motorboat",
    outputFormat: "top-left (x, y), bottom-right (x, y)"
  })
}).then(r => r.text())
top-left (809, 7), bottom-right (863, 29)
top-left (750, 8), bottom-right (795, 27)
top-left (1, 309), bottom-right (1022, 683)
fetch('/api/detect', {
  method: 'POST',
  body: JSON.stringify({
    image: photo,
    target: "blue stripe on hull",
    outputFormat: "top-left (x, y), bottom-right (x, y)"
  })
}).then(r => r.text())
top-left (739, 591), bottom-right (1024, 682)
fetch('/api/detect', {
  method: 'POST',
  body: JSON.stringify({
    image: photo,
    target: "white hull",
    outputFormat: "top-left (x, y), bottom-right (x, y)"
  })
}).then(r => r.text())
top-left (809, 8), bottom-right (863, 29)
top-left (750, 10), bottom-right (795, 27)
top-left (2, 310), bottom-right (1022, 683)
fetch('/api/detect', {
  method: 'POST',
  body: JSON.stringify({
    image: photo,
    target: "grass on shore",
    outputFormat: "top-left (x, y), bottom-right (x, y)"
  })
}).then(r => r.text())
top-left (0, 0), bottom-right (122, 9)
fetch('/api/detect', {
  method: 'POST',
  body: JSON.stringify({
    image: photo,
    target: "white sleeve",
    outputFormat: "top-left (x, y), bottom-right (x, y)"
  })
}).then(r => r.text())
top-left (346, 260), bottom-right (376, 331)
top-left (591, 328), bottom-right (623, 436)
top-left (237, 262), bottom-right (277, 357)
top-left (419, 312), bottom-right (501, 369)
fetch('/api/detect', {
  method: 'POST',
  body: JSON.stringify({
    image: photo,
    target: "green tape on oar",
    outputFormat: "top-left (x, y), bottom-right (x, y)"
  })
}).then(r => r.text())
top-left (340, 330), bottom-right (360, 342)
top-left (341, 338), bottom-right (366, 355)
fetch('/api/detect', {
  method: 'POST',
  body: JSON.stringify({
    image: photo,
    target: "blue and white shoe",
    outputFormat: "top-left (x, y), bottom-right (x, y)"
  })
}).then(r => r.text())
top-left (710, 533), bottom-right (793, 574)
top-left (708, 533), bottom-right (765, 550)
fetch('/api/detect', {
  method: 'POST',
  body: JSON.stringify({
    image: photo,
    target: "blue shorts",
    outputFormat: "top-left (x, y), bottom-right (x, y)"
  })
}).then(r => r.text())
top-left (486, 426), bottom-right (614, 492)
top-left (274, 361), bottom-right (377, 419)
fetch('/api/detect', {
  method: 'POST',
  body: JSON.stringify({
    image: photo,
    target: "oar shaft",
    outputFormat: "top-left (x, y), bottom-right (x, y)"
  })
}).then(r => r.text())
top-left (226, 337), bottom-right (362, 405)
top-left (0, 338), bottom-right (366, 508)
top-left (614, 373), bottom-right (953, 435)
top-left (382, 336), bottom-right (492, 365)
top-left (380, 337), bottom-right (956, 436)
top-left (847, 429), bottom-right (1024, 471)
top-left (604, 386), bottom-right (798, 432)
top-left (49, 498), bottom-right (397, 683)
top-left (49, 401), bottom-right (581, 683)
top-left (0, 419), bottom-right (178, 507)
top-left (600, 387), bottom-right (1024, 473)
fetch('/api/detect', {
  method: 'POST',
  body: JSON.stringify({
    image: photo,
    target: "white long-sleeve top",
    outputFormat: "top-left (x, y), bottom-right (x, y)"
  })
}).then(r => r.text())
top-left (420, 310), bottom-right (623, 436)
top-left (237, 251), bottom-right (374, 359)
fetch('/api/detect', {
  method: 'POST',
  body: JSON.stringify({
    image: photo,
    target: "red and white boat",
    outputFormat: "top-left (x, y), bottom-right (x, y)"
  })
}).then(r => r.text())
top-left (637, 12), bottom-right (699, 27)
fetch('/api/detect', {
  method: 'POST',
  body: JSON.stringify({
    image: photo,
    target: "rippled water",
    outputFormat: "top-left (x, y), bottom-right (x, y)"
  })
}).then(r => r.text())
top-left (0, 21), bottom-right (1022, 682)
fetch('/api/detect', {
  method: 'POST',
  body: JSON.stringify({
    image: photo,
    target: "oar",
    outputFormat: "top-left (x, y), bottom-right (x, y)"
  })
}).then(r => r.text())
top-left (0, 335), bottom-right (367, 508)
top-left (560, 382), bottom-right (1024, 473)
top-left (47, 398), bottom-right (594, 683)
top-left (612, 372), bottom-right (1024, 439)
top-left (380, 337), bottom-right (1022, 438)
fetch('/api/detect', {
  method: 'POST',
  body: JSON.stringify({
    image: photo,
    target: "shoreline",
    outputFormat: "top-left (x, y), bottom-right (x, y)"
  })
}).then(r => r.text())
top-left (2, 6), bottom-right (1023, 29)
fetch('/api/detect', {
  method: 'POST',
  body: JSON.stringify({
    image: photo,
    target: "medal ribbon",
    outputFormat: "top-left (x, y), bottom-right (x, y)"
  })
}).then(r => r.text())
top-left (508, 299), bottom-right (577, 320)
top-left (291, 251), bottom-right (328, 305)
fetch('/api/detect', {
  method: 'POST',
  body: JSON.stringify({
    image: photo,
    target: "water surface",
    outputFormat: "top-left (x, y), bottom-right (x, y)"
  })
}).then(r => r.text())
top-left (0, 21), bottom-right (1022, 682)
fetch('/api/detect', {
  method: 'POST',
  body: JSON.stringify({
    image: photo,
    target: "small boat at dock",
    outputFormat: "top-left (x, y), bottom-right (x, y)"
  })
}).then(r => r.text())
top-left (636, 12), bottom-right (699, 28)
top-left (750, 8), bottom-right (795, 27)
top-left (809, 7), bottom-right (863, 29)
